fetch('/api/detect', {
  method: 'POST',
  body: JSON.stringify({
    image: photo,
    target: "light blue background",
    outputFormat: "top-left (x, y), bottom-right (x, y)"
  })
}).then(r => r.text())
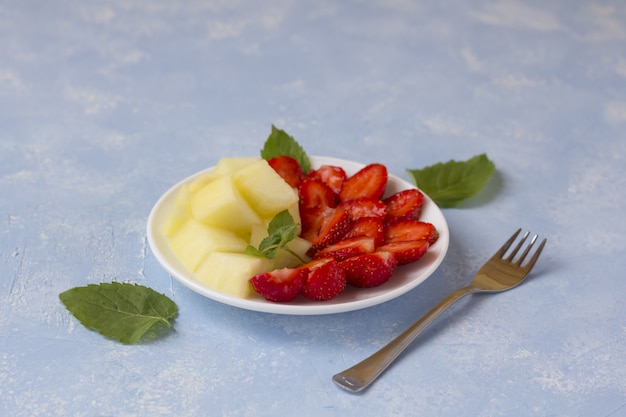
top-left (1, 1), bottom-right (625, 416)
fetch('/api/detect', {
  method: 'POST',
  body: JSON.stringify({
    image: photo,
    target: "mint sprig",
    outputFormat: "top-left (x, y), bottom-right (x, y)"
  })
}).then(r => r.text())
top-left (260, 125), bottom-right (311, 173)
top-left (59, 282), bottom-right (178, 344)
top-left (407, 153), bottom-right (496, 208)
top-left (245, 210), bottom-right (306, 263)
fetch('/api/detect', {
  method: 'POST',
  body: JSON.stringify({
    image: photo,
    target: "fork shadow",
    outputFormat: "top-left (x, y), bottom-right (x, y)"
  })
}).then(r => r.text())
top-left (357, 254), bottom-right (557, 392)
top-left (377, 292), bottom-right (487, 365)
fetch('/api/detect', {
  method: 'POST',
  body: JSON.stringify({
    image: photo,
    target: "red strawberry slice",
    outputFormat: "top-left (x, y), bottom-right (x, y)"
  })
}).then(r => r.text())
top-left (340, 251), bottom-right (398, 288)
top-left (299, 178), bottom-right (343, 242)
top-left (301, 258), bottom-right (346, 301)
top-left (377, 239), bottom-right (429, 265)
top-left (339, 163), bottom-right (388, 201)
top-left (250, 267), bottom-right (309, 302)
top-left (300, 205), bottom-right (352, 254)
top-left (313, 236), bottom-right (376, 261)
top-left (383, 188), bottom-right (424, 224)
top-left (384, 220), bottom-right (439, 245)
top-left (299, 178), bottom-right (338, 210)
top-left (344, 217), bottom-right (384, 246)
top-left (268, 155), bottom-right (305, 188)
top-left (306, 165), bottom-right (347, 195)
top-left (339, 197), bottom-right (386, 220)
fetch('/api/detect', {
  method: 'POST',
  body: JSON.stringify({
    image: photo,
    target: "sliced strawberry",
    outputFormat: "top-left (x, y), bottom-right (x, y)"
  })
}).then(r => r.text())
top-left (306, 164), bottom-right (347, 195)
top-left (299, 206), bottom-right (330, 240)
top-left (298, 178), bottom-right (338, 210)
top-left (250, 267), bottom-right (309, 302)
top-left (384, 220), bottom-right (439, 245)
top-left (313, 236), bottom-right (376, 261)
top-left (339, 197), bottom-right (386, 220)
top-left (301, 258), bottom-right (346, 301)
top-left (268, 155), bottom-right (305, 188)
top-left (340, 251), bottom-right (398, 288)
top-left (299, 178), bottom-right (342, 239)
top-left (377, 239), bottom-right (429, 265)
top-left (383, 188), bottom-right (424, 224)
top-left (300, 205), bottom-right (352, 254)
top-left (339, 163), bottom-right (388, 201)
top-left (344, 217), bottom-right (385, 246)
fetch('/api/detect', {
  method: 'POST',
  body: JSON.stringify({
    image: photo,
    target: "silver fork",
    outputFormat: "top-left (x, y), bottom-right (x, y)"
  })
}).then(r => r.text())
top-left (333, 228), bottom-right (547, 393)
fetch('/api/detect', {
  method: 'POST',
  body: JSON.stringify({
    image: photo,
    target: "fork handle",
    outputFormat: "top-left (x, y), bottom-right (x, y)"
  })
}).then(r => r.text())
top-left (333, 286), bottom-right (476, 393)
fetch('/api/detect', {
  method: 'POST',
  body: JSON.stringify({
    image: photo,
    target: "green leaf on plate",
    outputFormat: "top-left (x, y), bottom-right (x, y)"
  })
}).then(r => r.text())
top-left (260, 125), bottom-right (311, 173)
top-left (406, 153), bottom-right (496, 208)
top-left (59, 282), bottom-right (178, 344)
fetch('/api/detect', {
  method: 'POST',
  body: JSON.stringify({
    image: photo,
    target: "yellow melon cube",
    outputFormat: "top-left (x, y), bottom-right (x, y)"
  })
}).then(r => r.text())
top-left (195, 252), bottom-right (273, 298)
top-left (188, 158), bottom-right (261, 194)
top-left (212, 157), bottom-right (261, 176)
top-left (190, 175), bottom-right (261, 235)
top-left (187, 173), bottom-right (214, 194)
top-left (283, 202), bottom-right (302, 234)
top-left (233, 159), bottom-right (299, 218)
top-left (161, 184), bottom-right (193, 237)
top-left (249, 223), bottom-right (267, 248)
top-left (168, 218), bottom-right (248, 272)
top-left (273, 237), bottom-right (312, 269)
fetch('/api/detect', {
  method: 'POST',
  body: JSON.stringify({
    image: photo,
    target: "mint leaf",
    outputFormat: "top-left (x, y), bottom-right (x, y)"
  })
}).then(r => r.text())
top-left (245, 245), bottom-right (264, 257)
top-left (406, 153), bottom-right (495, 208)
top-left (261, 211), bottom-right (300, 258)
top-left (260, 125), bottom-right (311, 173)
top-left (59, 282), bottom-right (178, 344)
top-left (267, 208), bottom-right (299, 234)
top-left (245, 210), bottom-right (304, 262)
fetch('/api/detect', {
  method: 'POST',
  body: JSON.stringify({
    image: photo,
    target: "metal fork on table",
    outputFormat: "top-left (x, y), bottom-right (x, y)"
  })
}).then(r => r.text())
top-left (333, 228), bottom-right (547, 393)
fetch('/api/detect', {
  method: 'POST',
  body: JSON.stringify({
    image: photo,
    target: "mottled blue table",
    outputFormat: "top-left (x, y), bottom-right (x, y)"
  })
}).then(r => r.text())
top-left (2, 1), bottom-right (625, 416)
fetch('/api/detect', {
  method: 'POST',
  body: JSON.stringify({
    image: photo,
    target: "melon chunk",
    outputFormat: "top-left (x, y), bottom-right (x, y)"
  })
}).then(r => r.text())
top-left (273, 237), bottom-right (312, 269)
top-left (190, 175), bottom-right (261, 235)
top-left (187, 173), bottom-right (214, 194)
top-left (249, 223), bottom-right (268, 248)
top-left (195, 252), bottom-right (272, 298)
top-left (212, 157), bottom-right (261, 176)
top-left (286, 202), bottom-right (302, 229)
top-left (161, 184), bottom-right (192, 237)
top-left (168, 218), bottom-right (248, 272)
top-left (189, 158), bottom-right (262, 193)
top-left (233, 159), bottom-right (299, 218)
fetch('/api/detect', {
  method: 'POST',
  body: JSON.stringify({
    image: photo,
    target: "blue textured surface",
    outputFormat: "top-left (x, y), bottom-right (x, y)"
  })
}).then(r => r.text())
top-left (1, 1), bottom-right (625, 416)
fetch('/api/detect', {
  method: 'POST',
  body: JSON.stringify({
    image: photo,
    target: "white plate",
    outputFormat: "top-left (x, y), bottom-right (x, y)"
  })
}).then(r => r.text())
top-left (147, 156), bottom-right (449, 315)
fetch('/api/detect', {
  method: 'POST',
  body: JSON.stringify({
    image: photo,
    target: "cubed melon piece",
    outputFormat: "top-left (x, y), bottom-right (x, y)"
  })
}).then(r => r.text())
top-left (212, 157), bottom-right (261, 176)
top-left (188, 158), bottom-right (260, 194)
top-left (233, 159), bottom-right (299, 218)
top-left (168, 218), bottom-right (248, 272)
top-left (190, 175), bottom-right (262, 235)
top-left (187, 172), bottom-right (215, 194)
top-left (195, 252), bottom-right (273, 298)
top-left (273, 237), bottom-right (312, 269)
top-left (254, 203), bottom-right (303, 240)
top-left (249, 223), bottom-right (267, 248)
top-left (286, 202), bottom-right (301, 229)
top-left (161, 184), bottom-right (192, 237)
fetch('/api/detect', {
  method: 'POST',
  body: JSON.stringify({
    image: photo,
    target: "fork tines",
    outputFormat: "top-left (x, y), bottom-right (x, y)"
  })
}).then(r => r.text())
top-left (497, 228), bottom-right (547, 271)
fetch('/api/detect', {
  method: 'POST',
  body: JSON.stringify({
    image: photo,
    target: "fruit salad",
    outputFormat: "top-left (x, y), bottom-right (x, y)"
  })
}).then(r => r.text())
top-left (161, 129), bottom-right (439, 303)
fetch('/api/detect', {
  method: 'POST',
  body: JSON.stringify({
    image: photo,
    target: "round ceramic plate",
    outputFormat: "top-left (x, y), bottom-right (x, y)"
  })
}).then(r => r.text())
top-left (147, 156), bottom-right (449, 315)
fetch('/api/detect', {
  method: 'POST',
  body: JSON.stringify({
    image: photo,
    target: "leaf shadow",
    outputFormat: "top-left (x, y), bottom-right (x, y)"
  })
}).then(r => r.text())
top-left (137, 320), bottom-right (178, 345)
top-left (454, 169), bottom-right (503, 209)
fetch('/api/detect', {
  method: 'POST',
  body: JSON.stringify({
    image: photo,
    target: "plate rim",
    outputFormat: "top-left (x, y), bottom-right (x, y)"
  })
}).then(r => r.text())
top-left (146, 155), bottom-right (449, 315)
